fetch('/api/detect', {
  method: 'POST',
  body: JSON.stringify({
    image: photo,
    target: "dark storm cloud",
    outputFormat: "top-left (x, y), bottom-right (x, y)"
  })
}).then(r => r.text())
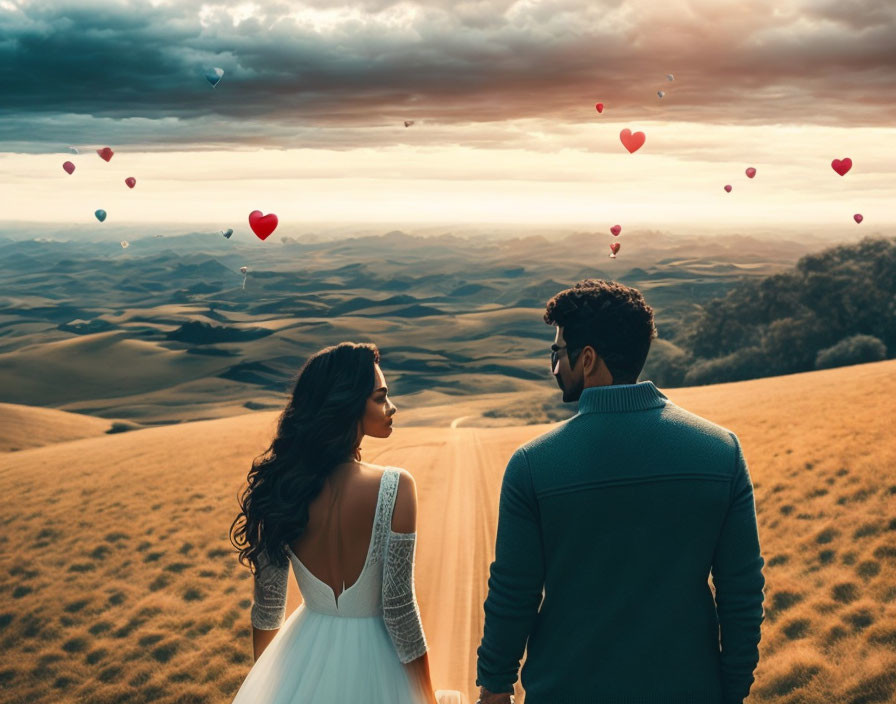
top-left (0, 0), bottom-right (894, 152)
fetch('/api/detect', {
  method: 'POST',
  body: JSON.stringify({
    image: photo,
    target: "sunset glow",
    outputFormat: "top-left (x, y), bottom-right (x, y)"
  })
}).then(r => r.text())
top-left (1, 0), bottom-right (894, 228)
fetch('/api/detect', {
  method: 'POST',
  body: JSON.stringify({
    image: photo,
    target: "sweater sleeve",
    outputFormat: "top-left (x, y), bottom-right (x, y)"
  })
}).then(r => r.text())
top-left (711, 434), bottom-right (766, 704)
top-left (476, 447), bottom-right (545, 694)
top-left (250, 548), bottom-right (289, 630)
top-left (382, 530), bottom-right (428, 663)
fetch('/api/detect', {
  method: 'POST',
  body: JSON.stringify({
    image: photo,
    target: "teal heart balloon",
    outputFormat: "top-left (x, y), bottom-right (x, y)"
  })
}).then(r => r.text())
top-left (221, 228), bottom-right (233, 239)
top-left (95, 209), bottom-right (107, 222)
top-left (205, 67), bottom-right (224, 87)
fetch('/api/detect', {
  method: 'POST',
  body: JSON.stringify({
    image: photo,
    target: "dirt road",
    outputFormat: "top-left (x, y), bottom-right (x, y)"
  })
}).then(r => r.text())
top-left (365, 423), bottom-right (547, 701)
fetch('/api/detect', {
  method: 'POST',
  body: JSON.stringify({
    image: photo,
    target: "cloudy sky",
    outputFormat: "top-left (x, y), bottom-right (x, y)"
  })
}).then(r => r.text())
top-left (1, 0), bottom-right (894, 228)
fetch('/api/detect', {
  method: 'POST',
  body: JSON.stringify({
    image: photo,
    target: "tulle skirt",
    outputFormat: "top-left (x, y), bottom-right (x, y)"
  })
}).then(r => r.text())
top-left (231, 603), bottom-right (434, 704)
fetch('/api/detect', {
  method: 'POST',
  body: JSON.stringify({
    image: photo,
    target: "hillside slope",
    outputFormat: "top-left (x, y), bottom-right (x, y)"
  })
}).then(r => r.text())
top-left (1, 360), bottom-right (894, 703)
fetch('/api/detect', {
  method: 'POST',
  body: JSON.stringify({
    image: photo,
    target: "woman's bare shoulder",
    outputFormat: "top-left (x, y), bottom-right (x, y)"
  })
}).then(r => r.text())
top-left (359, 461), bottom-right (411, 479)
top-left (359, 460), bottom-right (388, 472)
top-left (358, 463), bottom-right (415, 511)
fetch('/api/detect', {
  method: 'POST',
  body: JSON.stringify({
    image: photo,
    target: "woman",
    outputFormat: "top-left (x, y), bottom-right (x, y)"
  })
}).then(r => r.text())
top-left (229, 342), bottom-right (460, 703)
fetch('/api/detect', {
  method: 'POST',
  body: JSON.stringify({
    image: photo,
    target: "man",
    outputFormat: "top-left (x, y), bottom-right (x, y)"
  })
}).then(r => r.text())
top-left (475, 279), bottom-right (765, 704)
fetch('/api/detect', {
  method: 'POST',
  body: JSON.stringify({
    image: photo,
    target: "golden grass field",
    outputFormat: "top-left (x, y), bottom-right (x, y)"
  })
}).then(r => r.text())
top-left (1, 359), bottom-right (895, 704)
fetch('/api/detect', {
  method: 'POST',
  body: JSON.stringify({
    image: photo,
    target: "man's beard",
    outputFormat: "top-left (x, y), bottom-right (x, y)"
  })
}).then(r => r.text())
top-left (556, 372), bottom-right (584, 403)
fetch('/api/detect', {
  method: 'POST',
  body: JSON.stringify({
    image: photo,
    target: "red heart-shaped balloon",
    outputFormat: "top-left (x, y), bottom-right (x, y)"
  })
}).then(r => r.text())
top-left (610, 242), bottom-right (621, 255)
top-left (125, 177), bottom-right (136, 189)
top-left (745, 167), bottom-right (756, 178)
top-left (724, 184), bottom-right (732, 192)
top-left (249, 210), bottom-right (278, 240)
top-left (62, 161), bottom-right (75, 175)
top-left (620, 129), bottom-right (646, 154)
top-left (97, 147), bottom-right (114, 162)
top-left (610, 224), bottom-right (621, 236)
top-left (595, 103), bottom-right (604, 113)
top-left (831, 158), bottom-right (852, 176)
top-left (854, 213), bottom-right (863, 224)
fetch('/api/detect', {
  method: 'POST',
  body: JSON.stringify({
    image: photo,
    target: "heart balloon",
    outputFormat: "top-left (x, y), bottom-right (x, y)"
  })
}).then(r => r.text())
top-left (595, 103), bottom-right (604, 113)
top-left (831, 158), bottom-right (852, 176)
top-left (854, 213), bottom-right (863, 224)
top-left (610, 242), bottom-right (621, 256)
top-left (62, 161), bottom-right (75, 175)
top-left (724, 184), bottom-right (732, 193)
top-left (620, 129), bottom-right (646, 154)
top-left (745, 167), bottom-right (756, 178)
top-left (120, 241), bottom-right (129, 248)
top-left (206, 67), bottom-right (224, 87)
top-left (248, 210), bottom-right (278, 240)
top-left (221, 228), bottom-right (234, 239)
top-left (95, 209), bottom-right (107, 222)
top-left (125, 177), bottom-right (136, 189)
top-left (97, 147), bottom-right (114, 162)
top-left (610, 224), bottom-right (621, 236)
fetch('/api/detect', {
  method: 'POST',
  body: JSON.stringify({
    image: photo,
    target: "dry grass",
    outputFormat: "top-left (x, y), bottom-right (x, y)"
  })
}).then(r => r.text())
top-left (663, 360), bottom-right (896, 704)
top-left (1, 360), bottom-right (895, 703)
top-left (0, 403), bottom-right (139, 453)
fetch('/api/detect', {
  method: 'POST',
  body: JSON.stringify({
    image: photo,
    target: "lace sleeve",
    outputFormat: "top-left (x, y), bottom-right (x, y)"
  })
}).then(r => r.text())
top-left (250, 549), bottom-right (289, 630)
top-left (382, 530), bottom-right (427, 664)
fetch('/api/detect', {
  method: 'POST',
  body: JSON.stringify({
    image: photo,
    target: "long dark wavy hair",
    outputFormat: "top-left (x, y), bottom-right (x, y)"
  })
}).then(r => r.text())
top-left (229, 342), bottom-right (381, 575)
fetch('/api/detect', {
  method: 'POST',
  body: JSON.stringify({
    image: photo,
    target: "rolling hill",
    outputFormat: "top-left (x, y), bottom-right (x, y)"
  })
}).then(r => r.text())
top-left (1, 360), bottom-right (894, 703)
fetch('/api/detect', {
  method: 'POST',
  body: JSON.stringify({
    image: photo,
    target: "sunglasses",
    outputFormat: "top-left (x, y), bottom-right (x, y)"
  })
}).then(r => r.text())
top-left (551, 343), bottom-right (582, 369)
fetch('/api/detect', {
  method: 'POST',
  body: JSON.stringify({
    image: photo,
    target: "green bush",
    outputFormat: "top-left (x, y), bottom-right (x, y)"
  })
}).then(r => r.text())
top-left (681, 236), bottom-right (896, 384)
top-left (815, 334), bottom-right (887, 370)
top-left (683, 347), bottom-right (769, 386)
top-left (641, 338), bottom-right (690, 387)
top-left (761, 314), bottom-right (834, 374)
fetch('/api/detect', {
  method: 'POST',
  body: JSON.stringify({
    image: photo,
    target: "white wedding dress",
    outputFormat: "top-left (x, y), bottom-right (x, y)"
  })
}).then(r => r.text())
top-left (231, 466), bottom-right (462, 704)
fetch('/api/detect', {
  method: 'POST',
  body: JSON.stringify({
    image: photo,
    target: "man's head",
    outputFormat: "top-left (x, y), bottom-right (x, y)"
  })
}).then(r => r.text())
top-left (544, 279), bottom-right (657, 402)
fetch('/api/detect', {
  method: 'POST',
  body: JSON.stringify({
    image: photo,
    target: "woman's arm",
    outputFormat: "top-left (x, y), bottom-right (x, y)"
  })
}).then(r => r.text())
top-left (252, 625), bottom-right (279, 661)
top-left (385, 470), bottom-right (437, 703)
top-left (404, 650), bottom-right (438, 704)
top-left (248, 548), bottom-right (289, 660)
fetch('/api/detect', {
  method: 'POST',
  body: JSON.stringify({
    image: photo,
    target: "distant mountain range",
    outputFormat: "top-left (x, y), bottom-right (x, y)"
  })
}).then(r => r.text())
top-left (0, 226), bottom-right (879, 424)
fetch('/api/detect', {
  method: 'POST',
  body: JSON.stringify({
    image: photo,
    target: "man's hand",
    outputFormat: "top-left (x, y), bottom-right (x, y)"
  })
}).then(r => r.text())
top-left (478, 686), bottom-right (514, 704)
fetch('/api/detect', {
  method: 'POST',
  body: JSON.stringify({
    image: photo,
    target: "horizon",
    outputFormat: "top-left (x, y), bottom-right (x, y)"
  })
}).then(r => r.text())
top-left (1, 219), bottom-right (891, 242)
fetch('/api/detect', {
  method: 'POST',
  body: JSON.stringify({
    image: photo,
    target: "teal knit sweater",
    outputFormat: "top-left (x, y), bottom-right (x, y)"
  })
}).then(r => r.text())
top-left (476, 381), bottom-right (766, 704)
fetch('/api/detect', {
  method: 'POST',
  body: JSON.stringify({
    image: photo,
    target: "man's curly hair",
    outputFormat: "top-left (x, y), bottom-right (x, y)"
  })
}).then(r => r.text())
top-left (544, 279), bottom-right (657, 384)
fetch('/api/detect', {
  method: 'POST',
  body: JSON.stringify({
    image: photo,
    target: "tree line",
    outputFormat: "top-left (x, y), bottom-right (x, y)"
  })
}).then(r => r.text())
top-left (643, 236), bottom-right (896, 387)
